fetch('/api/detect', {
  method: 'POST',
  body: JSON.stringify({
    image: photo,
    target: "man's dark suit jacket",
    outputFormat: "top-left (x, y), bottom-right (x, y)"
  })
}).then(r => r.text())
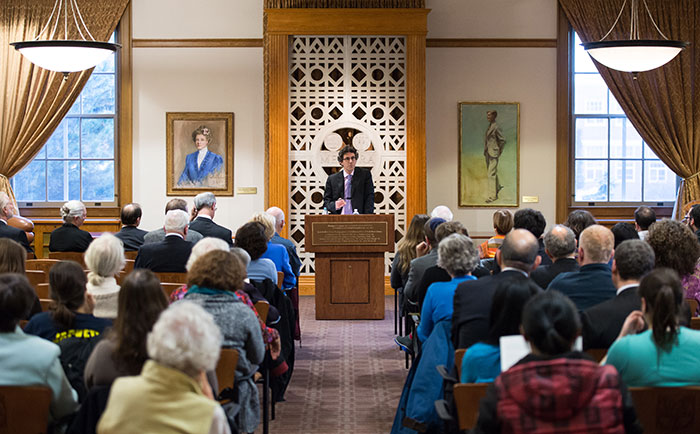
top-left (547, 263), bottom-right (616, 311)
top-left (188, 217), bottom-right (233, 246)
top-left (271, 233), bottom-right (301, 277)
top-left (0, 220), bottom-right (33, 253)
top-left (134, 235), bottom-right (193, 272)
top-left (114, 226), bottom-right (148, 251)
top-left (452, 270), bottom-right (534, 349)
top-left (416, 265), bottom-right (491, 311)
top-left (48, 223), bottom-right (93, 252)
top-left (531, 257), bottom-right (579, 289)
top-left (323, 167), bottom-right (374, 214)
top-left (537, 238), bottom-right (553, 266)
top-left (581, 286), bottom-right (640, 350)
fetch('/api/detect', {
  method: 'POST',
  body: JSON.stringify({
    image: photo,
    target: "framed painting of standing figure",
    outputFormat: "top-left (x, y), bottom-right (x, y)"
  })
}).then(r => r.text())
top-left (166, 112), bottom-right (234, 196)
top-left (458, 102), bottom-right (519, 207)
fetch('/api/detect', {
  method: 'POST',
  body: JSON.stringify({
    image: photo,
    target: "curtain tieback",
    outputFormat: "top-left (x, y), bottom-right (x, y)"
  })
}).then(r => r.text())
top-left (685, 172), bottom-right (700, 182)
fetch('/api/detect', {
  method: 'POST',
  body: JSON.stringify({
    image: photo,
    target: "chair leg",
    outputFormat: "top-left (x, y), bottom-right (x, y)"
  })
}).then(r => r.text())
top-left (394, 289), bottom-right (398, 334)
top-left (262, 367), bottom-right (270, 434)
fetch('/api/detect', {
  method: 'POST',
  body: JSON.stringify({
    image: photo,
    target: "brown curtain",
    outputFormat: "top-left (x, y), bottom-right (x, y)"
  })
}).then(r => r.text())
top-left (559, 0), bottom-right (700, 216)
top-left (0, 0), bottom-right (128, 208)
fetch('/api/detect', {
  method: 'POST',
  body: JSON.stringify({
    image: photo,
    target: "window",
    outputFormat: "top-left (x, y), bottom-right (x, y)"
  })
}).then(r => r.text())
top-left (11, 33), bottom-right (118, 205)
top-left (572, 33), bottom-right (677, 204)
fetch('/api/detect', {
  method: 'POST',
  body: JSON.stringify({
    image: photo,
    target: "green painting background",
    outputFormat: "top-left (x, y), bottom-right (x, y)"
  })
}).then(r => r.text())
top-left (459, 103), bottom-right (519, 206)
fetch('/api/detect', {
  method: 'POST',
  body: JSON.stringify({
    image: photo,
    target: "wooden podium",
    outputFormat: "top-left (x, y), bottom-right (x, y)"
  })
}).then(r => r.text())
top-left (305, 214), bottom-right (394, 320)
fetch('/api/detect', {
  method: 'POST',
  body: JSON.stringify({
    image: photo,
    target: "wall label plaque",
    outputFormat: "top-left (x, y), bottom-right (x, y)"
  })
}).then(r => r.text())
top-left (311, 222), bottom-right (388, 246)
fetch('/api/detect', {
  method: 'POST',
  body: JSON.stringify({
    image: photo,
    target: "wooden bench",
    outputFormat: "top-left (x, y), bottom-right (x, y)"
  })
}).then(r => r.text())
top-left (48, 251), bottom-right (86, 267)
top-left (25, 259), bottom-right (60, 275)
top-left (630, 386), bottom-right (700, 434)
top-left (215, 348), bottom-right (239, 396)
top-left (153, 272), bottom-right (187, 284)
top-left (0, 386), bottom-right (52, 433)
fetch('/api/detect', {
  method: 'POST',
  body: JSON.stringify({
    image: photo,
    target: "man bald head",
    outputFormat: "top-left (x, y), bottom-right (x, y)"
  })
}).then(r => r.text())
top-left (543, 225), bottom-right (576, 261)
top-left (497, 228), bottom-right (541, 273)
top-left (579, 224), bottom-right (614, 265)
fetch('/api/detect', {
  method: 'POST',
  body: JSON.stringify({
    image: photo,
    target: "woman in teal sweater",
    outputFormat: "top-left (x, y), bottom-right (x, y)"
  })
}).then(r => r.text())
top-left (606, 268), bottom-right (700, 386)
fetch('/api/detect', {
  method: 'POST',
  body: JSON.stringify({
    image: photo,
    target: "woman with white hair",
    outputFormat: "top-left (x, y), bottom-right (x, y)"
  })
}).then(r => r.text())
top-left (85, 234), bottom-right (126, 319)
top-left (97, 302), bottom-right (230, 434)
top-left (416, 233), bottom-right (480, 342)
top-left (49, 200), bottom-right (93, 252)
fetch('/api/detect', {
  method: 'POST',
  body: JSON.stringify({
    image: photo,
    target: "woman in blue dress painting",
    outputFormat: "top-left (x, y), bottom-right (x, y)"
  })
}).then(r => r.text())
top-left (177, 125), bottom-right (224, 186)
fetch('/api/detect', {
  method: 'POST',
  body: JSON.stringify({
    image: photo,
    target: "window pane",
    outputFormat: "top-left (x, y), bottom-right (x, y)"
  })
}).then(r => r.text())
top-left (93, 53), bottom-right (115, 74)
top-left (82, 160), bottom-right (115, 201)
top-left (610, 118), bottom-right (642, 158)
top-left (609, 91), bottom-right (624, 115)
top-left (68, 97), bottom-right (81, 115)
top-left (81, 119), bottom-right (114, 159)
top-left (46, 118), bottom-right (80, 159)
top-left (81, 74), bottom-right (115, 114)
top-left (575, 160), bottom-right (608, 201)
top-left (574, 74), bottom-right (608, 114)
top-left (13, 160), bottom-right (46, 201)
top-left (643, 143), bottom-right (662, 160)
top-left (573, 34), bottom-right (597, 73)
top-left (609, 160), bottom-right (642, 201)
top-left (575, 118), bottom-right (608, 158)
top-left (644, 161), bottom-right (677, 201)
top-left (47, 161), bottom-right (80, 201)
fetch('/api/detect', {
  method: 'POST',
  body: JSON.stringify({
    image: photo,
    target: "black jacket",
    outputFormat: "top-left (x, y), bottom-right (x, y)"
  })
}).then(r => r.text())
top-left (531, 257), bottom-right (579, 289)
top-left (323, 167), bottom-right (374, 214)
top-left (581, 285), bottom-right (641, 350)
top-left (114, 226), bottom-right (148, 251)
top-left (49, 223), bottom-right (93, 252)
top-left (0, 220), bottom-right (33, 253)
top-left (188, 217), bottom-right (233, 246)
top-left (134, 235), bottom-right (193, 272)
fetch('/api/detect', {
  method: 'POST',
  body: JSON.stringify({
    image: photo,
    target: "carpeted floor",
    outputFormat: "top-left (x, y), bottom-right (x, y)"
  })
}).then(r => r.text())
top-left (257, 295), bottom-right (407, 433)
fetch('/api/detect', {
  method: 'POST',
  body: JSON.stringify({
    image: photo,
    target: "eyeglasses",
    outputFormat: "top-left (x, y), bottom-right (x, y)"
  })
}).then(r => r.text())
top-left (342, 156), bottom-right (357, 162)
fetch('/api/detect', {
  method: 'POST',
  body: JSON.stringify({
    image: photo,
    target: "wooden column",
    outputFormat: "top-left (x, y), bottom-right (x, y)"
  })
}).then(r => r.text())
top-left (405, 33), bottom-right (427, 222)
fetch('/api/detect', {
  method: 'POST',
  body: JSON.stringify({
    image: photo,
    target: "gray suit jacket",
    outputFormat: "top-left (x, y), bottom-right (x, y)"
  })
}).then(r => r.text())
top-left (143, 227), bottom-right (203, 244)
top-left (403, 248), bottom-right (438, 305)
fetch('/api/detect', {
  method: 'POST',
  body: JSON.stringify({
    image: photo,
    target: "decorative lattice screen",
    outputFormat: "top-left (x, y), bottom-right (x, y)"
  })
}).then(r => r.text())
top-left (288, 35), bottom-right (407, 274)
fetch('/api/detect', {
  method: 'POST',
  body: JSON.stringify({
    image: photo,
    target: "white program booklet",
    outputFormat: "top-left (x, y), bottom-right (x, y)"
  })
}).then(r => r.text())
top-left (499, 335), bottom-right (583, 371)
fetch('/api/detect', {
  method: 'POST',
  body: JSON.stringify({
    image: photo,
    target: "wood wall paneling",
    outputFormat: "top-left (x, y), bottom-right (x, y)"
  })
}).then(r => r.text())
top-left (406, 33), bottom-right (427, 221)
top-left (132, 39), bottom-right (263, 48)
top-left (31, 218), bottom-right (121, 258)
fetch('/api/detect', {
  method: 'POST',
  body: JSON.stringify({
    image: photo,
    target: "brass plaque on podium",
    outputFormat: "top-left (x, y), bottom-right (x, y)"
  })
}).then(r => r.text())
top-left (311, 221), bottom-right (388, 246)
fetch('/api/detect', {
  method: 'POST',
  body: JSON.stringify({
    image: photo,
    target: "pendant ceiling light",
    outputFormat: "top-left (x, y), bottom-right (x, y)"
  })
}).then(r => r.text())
top-left (10, 0), bottom-right (120, 77)
top-left (581, 0), bottom-right (688, 74)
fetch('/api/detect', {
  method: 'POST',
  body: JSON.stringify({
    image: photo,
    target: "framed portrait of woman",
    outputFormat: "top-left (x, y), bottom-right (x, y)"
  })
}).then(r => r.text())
top-left (166, 112), bottom-right (234, 196)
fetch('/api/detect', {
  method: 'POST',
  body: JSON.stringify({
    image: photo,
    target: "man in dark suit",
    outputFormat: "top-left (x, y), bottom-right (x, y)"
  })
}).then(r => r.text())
top-left (143, 198), bottom-right (203, 245)
top-left (323, 145), bottom-right (374, 214)
top-left (452, 229), bottom-right (541, 349)
top-left (0, 192), bottom-right (33, 254)
top-left (266, 206), bottom-right (301, 277)
top-left (581, 239), bottom-right (654, 350)
top-left (513, 208), bottom-right (552, 266)
top-left (531, 224), bottom-right (579, 289)
top-left (114, 203), bottom-right (148, 251)
top-left (135, 209), bottom-right (193, 272)
top-left (547, 224), bottom-right (617, 311)
top-left (188, 192), bottom-right (233, 246)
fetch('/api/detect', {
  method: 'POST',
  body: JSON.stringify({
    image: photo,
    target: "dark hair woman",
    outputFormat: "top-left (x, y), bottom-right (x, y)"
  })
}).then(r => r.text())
top-left (460, 278), bottom-right (540, 383)
top-left (564, 209), bottom-right (597, 241)
top-left (0, 238), bottom-right (41, 318)
top-left (235, 221), bottom-right (277, 283)
top-left (0, 273), bottom-right (78, 422)
top-left (472, 291), bottom-right (641, 434)
top-left (390, 213), bottom-right (430, 312)
top-left (84, 269), bottom-right (169, 388)
top-left (606, 268), bottom-right (700, 387)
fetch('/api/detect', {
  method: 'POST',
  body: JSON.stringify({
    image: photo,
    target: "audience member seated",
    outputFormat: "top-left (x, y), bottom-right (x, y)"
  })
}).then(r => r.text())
top-left (266, 206), bottom-right (302, 278)
top-left (403, 217), bottom-right (446, 308)
top-left (0, 238), bottom-right (41, 318)
top-left (430, 205), bottom-right (453, 221)
top-left (390, 214), bottom-right (429, 315)
top-left (135, 209), bottom-right (193, 273)
top-left (547, 225), bottom-right (616, 311)
top-left (0, 273), bottom-right (79, 423)
top-left (461, 279), bottom-right (539, 383)
top-left (114, 203), bottom-right (148, 251)
top-left (143, 198), bottom-right (203, 244)
top-left (84, 269), bottom-right (168, 389)
top-left (634, 205), bottom-right (656, 240)
top-left (479, 209), bottom-right (512, 259)
top-left (581, 240), bottom-right (654, 350)
top-left (611, 222), bottom-right (639, 247)
top-left (251, 212), bottom-right (296, 290)
top-left (24, 261), bottom-right (111, 400)
top-left (531, 225), bottom-right (579, 289)
top-left (513, 208), bottom-right (551, 266)
top-left (97, 302), bottom-right (230, 434)
top-left (189, 192), bottom-right (233, 246)
top-left (416, 233), bottom-right (479, 343)
top-left (563, 209), bottom-right (596, 242)
top-left (646, 219), bottom-right (700, 313)
top-left (235, 221), bottom-right (278, 283)
top-left (84, 234), bottom-right (125, 319)
top-left (606, 268), bottom-right (700, 387)
top-left (472, 291), bottom-right (641, 434)
top-left (0, 191), bottom-right (33, 253)
top-left (687, 203), bottom-right (700, 243)
top-left (452, 229), bottom-right (541, 349)
top-left (183, 250), bottom-right (265, 434)
top-left (230, 247), bottom-right (281, 326)
top-left (49, 200), bottom-right (93, 252)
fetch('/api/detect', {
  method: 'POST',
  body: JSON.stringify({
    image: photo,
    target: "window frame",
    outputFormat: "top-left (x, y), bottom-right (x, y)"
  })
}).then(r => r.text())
top-left (555, 7), bottom-right (673, 224)
top-left (18, 6), bottom-right (132, 219)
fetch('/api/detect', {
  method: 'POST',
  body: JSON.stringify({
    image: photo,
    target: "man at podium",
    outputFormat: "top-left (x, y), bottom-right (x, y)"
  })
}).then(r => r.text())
top-left (323, 145), bottom-right (375, 214)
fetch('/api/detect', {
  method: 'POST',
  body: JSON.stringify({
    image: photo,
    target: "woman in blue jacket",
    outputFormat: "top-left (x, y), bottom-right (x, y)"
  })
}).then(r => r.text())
top-left (178, 125), bottom-right (224, 186)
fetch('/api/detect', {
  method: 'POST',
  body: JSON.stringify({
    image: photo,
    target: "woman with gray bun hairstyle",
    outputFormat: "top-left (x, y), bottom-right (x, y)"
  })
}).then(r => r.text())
top-left (97, 301), bottom-right (231, 434)
top-left (49, 200), bottom-right (93, 252)
top-left (84, 233), bottom-right (126, 319)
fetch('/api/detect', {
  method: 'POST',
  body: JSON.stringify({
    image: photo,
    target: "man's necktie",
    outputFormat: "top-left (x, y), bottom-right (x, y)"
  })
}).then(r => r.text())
top-left (342, 173), bottom-right (353, 215)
